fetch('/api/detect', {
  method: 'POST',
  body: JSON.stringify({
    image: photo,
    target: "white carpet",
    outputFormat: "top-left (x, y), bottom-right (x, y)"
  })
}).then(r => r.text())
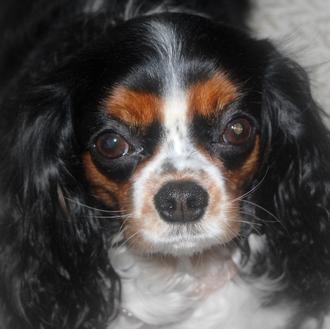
top-left (250, 0), bottom-right (330, 126)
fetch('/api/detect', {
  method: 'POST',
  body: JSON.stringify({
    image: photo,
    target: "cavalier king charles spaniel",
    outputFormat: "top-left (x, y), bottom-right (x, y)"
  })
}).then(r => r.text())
top-left (1, 0), bottom-right (330, 328)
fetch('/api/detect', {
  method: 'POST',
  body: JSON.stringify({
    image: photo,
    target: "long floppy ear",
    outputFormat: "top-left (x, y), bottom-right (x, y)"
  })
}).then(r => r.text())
top-left (253, 50), bottom-right (330, 319)
top-left (0, 80), bottom-right (119, 328)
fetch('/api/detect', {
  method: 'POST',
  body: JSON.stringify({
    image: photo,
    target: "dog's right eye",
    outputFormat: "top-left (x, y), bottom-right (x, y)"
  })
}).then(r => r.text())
top-left (94, 132), bottom-right (130, 159)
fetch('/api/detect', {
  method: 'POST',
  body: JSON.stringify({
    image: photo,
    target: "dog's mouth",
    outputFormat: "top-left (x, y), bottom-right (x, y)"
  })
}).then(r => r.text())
top-left (142, 226), bottom-right (238, 256)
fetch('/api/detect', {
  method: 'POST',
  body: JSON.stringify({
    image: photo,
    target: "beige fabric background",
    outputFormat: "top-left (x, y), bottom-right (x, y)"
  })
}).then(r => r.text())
top-left (249, 0), bottom-right (330, 126)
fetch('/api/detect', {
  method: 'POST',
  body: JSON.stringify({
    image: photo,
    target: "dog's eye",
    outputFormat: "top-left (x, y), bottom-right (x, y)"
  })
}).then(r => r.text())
top-left (95, 132), bottom-right (130, 159)
top-left (222, 118), bottom-right (252, 145)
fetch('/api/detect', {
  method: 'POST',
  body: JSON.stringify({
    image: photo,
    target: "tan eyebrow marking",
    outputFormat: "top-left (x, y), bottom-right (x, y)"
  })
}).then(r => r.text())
top-left (188, 72), bottom-right (238, 118)
top-left (104, 87), bottom-right (163, 125)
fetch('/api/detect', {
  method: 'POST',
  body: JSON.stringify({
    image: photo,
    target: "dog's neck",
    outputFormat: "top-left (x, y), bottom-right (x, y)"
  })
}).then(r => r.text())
top-left (108, 244), bottom-right (239, 325)
top-left (110, 242), bottom-right (238, 281)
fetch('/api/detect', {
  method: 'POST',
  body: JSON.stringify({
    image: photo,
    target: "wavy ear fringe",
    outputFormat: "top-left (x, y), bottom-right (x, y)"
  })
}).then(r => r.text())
top-left (0, 82), bottom-right (119, 329)
top-left (253, 53), bottom-right (330, 318)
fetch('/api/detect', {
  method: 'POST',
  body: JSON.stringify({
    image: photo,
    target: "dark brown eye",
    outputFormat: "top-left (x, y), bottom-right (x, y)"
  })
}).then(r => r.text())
top-left (95, 132), bottom-right (130, 159)
top-left (222, 118), bottom-right (253, 145)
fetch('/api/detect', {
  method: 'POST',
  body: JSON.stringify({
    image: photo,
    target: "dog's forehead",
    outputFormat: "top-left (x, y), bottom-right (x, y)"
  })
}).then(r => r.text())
top-left (103, 73), bottom-right (238, 126)
top-left (101, 19), bottom-right (245, 126)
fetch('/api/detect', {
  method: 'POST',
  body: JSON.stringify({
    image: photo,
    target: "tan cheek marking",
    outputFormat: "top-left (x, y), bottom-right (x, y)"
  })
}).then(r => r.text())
top-left (82, 153), bottom-right (132, 209)
top-left (219, 139), bottom-right (261, 242)
top-left (82, 151), bottom-right (150, 252)
top-left (188, 72), bottom-right (238, 118)
top-left (82, 149), bottom-right (164, 253)
top-left (194, 140), bottom-right (259, 241)
top-left (206, 175), bottom-right (222, 217)
top-left (196, 136), bottom-right (260, 194)
top-left (104, 87), bottom-right (163, 125)
top-left (224, 136), bottom-right (261, 192)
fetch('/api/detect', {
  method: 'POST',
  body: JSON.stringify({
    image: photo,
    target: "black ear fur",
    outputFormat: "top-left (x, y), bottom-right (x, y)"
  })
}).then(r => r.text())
top-left (253, 50), bottom-right (330, 319)
top-left (0, 80), bottom-right (120, 329)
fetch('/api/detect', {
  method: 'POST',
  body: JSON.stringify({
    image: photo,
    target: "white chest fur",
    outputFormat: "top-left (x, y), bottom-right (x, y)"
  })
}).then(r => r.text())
top-left (107, 245), bottom-right (300, 329)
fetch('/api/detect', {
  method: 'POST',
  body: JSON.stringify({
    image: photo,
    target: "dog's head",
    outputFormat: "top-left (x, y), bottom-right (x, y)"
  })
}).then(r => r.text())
top-left (71, 14), bottom-right (269, 256)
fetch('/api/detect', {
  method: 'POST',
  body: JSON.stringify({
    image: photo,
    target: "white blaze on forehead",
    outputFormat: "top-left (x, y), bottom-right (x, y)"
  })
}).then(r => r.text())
top-left (145, 21), bottom-right (194, 160)
top-left (163, 94), bottom-right (191, 157)
top-left (145, 20), bottom-right (182, 90)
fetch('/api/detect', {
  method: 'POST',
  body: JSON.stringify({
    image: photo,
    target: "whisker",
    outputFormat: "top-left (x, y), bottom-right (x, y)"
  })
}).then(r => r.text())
top-left (118, 215), bottom-right (136, 233)
top-left (240, 200), bottom-right (279, 223)
top-left (231, 218), bottom-right (262, 227)
top-left (92, 214), bottom-right (131, 219)
top-left (240, 200), bottom-right (289, 234)
top-left (64, 197), bottom-right (128, 214)
top-left (222, 202), bottom-right (288, 235)
top-left (119, 230), bottom-right (140, 248)
top-left (229, 167), bottom-right (270, 204)
top-left (237, 211), bottom-right (280, 225)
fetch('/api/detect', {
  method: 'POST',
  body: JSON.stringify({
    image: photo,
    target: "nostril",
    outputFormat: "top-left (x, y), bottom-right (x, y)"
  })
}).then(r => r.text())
top-left (154, 180), bottom-right (209, 223)
top-left (187, 196), bottom-right (203, 209)
top-left (159, 198), bottom-right (176, 211)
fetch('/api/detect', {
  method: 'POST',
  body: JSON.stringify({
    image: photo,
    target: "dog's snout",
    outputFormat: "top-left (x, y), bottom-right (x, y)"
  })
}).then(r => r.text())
top-left (154, 181), bottom-right (209, 223)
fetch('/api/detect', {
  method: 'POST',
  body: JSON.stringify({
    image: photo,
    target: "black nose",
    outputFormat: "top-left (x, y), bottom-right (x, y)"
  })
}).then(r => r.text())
top-left (154, 181), bottom-right (209, 223)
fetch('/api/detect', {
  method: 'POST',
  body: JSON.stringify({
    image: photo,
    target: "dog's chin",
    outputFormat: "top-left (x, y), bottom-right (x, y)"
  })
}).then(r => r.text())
top-left (140, 230), bottom-right (234, 257)
top-left (148, 240), bottom-right (220, 257)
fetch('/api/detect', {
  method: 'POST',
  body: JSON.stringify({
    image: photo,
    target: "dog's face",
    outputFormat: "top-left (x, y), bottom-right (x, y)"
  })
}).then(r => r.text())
top-left (75, 14), bottom-right (267, 256)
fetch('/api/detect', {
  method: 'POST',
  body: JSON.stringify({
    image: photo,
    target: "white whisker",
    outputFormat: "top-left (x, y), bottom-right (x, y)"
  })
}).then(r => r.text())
top-left (64, 197), bottom-right (128, 214)
top-left (230, 167), bottom-right (270, 204)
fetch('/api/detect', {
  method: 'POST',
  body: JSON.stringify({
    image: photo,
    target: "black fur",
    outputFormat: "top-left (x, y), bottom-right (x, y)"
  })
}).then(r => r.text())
top-left (0, 1), bottom-right (330, 328)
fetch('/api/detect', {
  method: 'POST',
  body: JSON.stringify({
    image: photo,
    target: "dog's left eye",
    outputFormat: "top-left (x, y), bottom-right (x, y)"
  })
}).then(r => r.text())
top-left (222, 118), bottom-right (253, 145)
top-left (94, 132), bottom-right (130, 159)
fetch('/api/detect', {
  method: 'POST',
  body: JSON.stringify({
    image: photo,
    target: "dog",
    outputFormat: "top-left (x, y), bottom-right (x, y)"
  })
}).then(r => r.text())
top-left (1, 0), bottom-right (330, 328)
